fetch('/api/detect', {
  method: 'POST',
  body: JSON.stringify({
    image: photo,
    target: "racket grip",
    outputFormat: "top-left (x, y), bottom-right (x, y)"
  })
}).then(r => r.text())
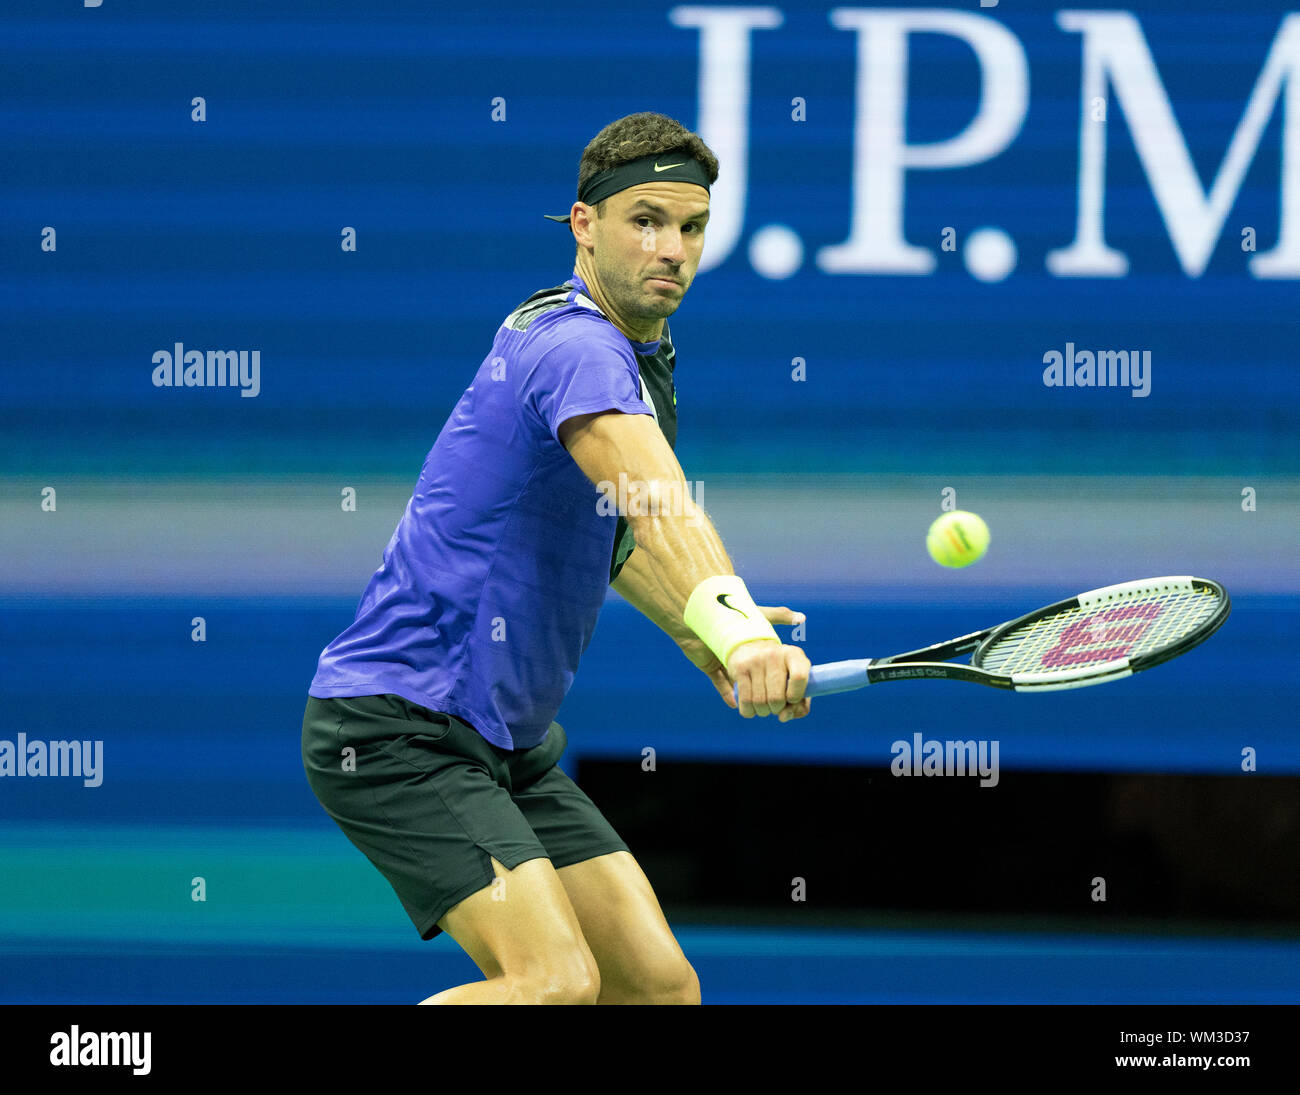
top-left (730, 659), bottom-right (873, 704)
top-left (805, 660), bottom-right (873, 697)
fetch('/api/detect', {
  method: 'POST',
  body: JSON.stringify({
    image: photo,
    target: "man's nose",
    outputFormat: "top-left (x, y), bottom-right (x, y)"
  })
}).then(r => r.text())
top-left (657, 228), bottom-right (686, 262)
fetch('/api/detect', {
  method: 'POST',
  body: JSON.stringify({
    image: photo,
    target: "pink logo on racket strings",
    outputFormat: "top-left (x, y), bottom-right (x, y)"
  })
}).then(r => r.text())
top-left (1038, 602), bottom-right (1164, 668)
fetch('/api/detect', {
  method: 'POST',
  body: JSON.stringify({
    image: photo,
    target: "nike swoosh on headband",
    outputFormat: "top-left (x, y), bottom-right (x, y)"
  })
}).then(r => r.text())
top-left (654, 161), bottom-right (687, 172)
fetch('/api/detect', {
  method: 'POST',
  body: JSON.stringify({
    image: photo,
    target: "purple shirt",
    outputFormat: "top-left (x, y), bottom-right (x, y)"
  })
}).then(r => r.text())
top-left (309, 274), bottom-right (676, 750)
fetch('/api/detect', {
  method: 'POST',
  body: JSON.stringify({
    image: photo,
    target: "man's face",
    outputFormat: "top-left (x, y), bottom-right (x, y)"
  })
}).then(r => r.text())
top-left (579, 182), bottom-right (709, 328)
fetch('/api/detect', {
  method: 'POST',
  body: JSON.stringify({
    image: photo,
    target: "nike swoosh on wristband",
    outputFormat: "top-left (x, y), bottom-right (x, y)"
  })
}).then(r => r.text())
top-left (717, 593), bottom-right (747, 617)
top-left (654, 161), bottom-right (686, 172)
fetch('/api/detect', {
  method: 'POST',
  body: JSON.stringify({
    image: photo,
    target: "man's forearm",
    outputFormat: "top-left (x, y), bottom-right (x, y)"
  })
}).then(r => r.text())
top-left (623, 496), bottom-right (736, 627)
top-left (610, 542), bottom-right (698, 644)
top-left (560, 387), bottom-right (806, 718)
top-left (563, 410), bottom-right (746, 642)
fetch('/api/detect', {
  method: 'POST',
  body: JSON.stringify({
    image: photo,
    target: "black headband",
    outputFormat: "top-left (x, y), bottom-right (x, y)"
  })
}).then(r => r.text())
top-left (544, 152), bottom-right (711, 224)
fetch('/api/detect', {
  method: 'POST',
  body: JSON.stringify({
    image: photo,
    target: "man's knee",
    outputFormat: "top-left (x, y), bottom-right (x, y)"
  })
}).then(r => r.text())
top-left (657, 959), bottom-right (701, 1004)
top-left (613, 957), bottom-right (700, 1004)
top-left (512, 950), bottom-right (602, 1004)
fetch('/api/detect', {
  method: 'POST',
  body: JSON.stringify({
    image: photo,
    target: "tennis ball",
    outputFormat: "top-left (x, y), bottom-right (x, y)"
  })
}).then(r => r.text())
top-left (927, 510), bottom-right (989, 568)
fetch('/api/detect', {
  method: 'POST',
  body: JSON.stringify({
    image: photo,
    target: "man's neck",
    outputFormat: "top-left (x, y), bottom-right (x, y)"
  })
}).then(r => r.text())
top-left (571, 264), bottom-right (662, 344)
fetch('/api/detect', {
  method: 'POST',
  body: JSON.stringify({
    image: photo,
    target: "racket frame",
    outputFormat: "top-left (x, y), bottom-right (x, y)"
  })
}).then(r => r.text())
top-left (804, 576), bottom-right (1231, 696)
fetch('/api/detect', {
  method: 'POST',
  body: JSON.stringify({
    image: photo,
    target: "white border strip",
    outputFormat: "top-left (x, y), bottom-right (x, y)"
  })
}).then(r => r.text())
top-left (1077, 576), bottom-right (1195, 608)
top-left (1012, 658), bottom-right (1133, 691)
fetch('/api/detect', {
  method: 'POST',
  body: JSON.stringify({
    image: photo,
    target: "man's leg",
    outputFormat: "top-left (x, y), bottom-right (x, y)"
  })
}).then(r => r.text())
top-left (420, 856), bottom-right (601, 1004)
top-left (556, 850), bottom-right (700, 1004)
top-left (303, 695), bottom-right (602, 1005)
top-left (503, 721), bottom-right (699, 1005)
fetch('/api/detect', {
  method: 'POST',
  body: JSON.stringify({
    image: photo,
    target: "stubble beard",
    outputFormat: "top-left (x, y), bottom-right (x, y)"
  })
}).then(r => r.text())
top-left (608, 262), bottom-right (681, 324)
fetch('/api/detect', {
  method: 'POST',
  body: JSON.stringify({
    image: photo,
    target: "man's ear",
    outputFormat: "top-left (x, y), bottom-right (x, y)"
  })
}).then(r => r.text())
top-left (571, 203), bottom-right (597, 248)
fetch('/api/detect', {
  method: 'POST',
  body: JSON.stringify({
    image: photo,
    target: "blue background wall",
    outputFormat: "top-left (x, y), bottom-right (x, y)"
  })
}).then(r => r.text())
top-left (2, 0), bottom-right (1297, 1003)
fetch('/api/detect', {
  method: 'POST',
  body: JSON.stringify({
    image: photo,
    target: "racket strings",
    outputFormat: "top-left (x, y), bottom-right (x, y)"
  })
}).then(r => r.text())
top-left (977, 586), bottom-right (1223, 676)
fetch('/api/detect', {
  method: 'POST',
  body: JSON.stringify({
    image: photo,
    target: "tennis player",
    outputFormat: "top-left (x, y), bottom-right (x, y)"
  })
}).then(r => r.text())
top-left (301, 111), bottom-right (811, 1004)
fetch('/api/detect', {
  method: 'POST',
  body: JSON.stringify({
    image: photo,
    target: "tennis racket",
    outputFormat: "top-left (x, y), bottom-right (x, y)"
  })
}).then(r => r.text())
top-left (743, 576), bottom-right (1229, 698)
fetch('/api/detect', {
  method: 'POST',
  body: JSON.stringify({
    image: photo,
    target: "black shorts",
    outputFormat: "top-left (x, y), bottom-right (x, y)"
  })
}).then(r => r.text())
top-left (301, 693), bottom-right (629, 940)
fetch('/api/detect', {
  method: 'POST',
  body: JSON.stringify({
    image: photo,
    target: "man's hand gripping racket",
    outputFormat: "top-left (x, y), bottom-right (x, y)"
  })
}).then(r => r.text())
top-left (681, 605), bottom-right (812, 721)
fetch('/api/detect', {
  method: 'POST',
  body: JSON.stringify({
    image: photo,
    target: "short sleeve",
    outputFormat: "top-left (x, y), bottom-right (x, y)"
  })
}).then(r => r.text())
top-left (523, 323), bottom-right (654, 443)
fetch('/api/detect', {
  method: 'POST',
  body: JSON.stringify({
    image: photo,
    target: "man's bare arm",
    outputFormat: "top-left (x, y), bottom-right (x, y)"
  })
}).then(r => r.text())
top-left (612, 539), bottom-right (806, 711)
top-left (560, 409), bottom-right (810, 720)
top-left (562, 411), bottom-right (732, 619)
top-left (610, 541), bottom-right (697, 646)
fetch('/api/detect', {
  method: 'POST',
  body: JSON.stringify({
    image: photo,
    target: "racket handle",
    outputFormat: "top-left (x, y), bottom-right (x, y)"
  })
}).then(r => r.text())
top-left (806, 660), bottom-right (873, 696)
top-left (730, 659), bottom-right (873, 704)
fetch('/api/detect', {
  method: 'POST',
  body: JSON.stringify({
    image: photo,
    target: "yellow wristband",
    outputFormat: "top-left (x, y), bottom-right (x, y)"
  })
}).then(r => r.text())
top-left (683, 575), bottom-right (780, 669)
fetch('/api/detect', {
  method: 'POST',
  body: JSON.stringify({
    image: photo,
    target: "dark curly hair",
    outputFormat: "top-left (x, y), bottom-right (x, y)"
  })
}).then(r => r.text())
top-left (575, 112), bottom-right (719, 219)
